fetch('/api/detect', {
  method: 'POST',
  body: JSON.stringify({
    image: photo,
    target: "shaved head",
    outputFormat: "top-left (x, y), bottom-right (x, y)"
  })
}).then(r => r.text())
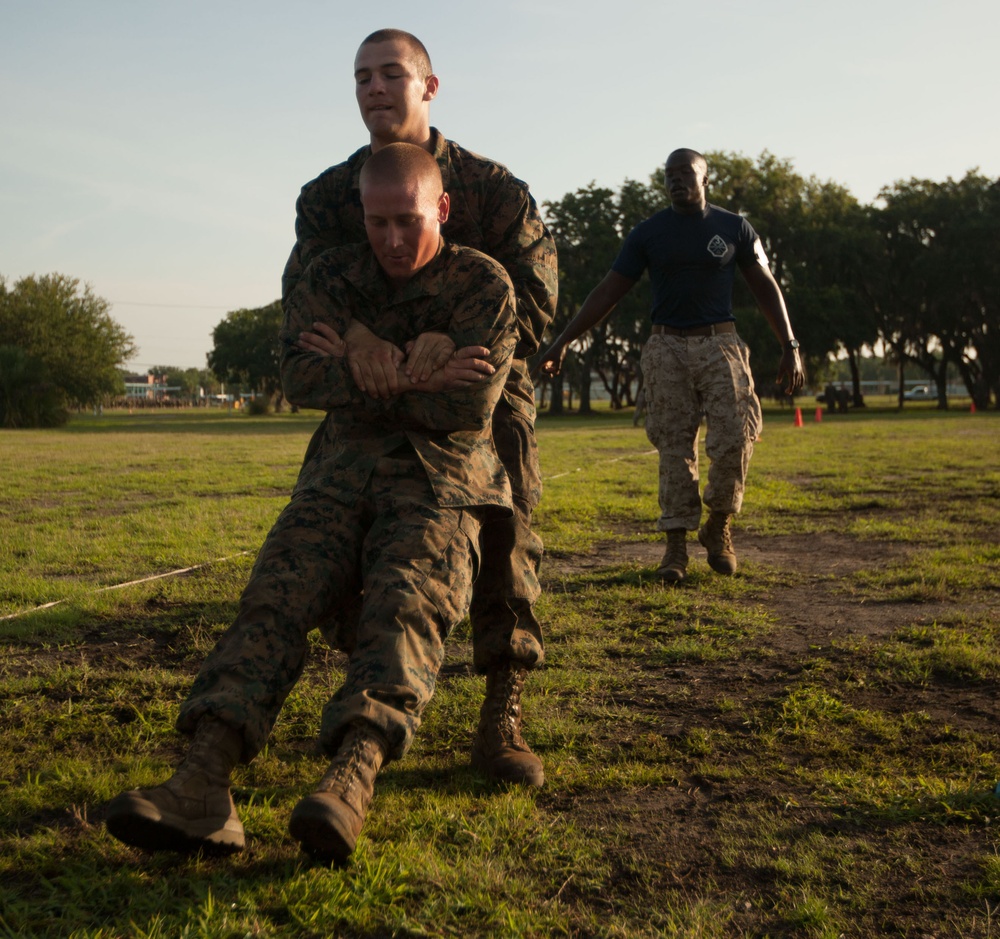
top-left (666, 148), bottom-right (707, 171)
top-left (359, 142), bottom-right (442, 197)
top-left (358, 28), bottom-right (433, 79)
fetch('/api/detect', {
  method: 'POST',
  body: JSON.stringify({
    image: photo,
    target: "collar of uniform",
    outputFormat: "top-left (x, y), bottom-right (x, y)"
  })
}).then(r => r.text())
top-left (341, 241), bottom-right (452, 304)
top-left (348, 128), bottom-right (451, 195)
top-left (668, 203), bottom-right (712, 220)
top-left (348, 149), bottom-right (369, 194)
top-left (428, 127), bottom-right (451, 184)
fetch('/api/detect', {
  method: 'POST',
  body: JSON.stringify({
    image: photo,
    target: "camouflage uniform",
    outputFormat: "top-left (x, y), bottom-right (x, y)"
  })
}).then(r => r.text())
top-left (177, 242), bottom-right (516, 761)
top-left (281, 128), bottom-right (557, 673)
top-left (641, 334), bottom-right (762, 531)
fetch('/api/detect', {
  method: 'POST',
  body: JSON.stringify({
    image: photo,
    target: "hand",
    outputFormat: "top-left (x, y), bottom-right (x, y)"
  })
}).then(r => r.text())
top-left (344, 320), bottom-right (405, 399)
top-left (404, 332), bottom-right (456, 382)
top-left (532, 342), bottom-right (567, 379)
top-left (777, 349), bottom-right (805, 395)
top-left (296, 321), bottom-right (346, 357)
top-left (407, 345), bottom-right (495, 392)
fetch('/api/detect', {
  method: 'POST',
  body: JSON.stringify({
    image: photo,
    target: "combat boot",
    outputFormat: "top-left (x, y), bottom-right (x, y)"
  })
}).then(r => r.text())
top-left (656, 529), bottom-right (688, 583)
top-left (471, 663), bottom-right (545, 788)
top-left (698, 512), bottom-right (738, 575)
top-left (288, 723), bottom-right (389, 865)
top-left (105, 717), bottom-right (245, 854)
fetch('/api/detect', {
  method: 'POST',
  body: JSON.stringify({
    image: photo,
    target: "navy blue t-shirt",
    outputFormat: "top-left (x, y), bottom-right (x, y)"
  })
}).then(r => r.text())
top-left (612, 204), bottom-right (763, 328)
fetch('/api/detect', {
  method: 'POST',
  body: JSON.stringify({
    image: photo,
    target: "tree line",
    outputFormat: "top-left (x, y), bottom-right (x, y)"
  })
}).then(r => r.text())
top-left (0, 274), bottom-right (282, 426)
top-left (0, 274), bottom-right (135, 427)
top-left (3, 152), bottom-right (996, 427)
top-left (540, 151), bottom-right (999, 413)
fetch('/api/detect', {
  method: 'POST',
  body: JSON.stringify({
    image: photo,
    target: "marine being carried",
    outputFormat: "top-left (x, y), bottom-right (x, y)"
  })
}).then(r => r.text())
top-left (285, 28), bottom-right (557, 786)
top-left (105, 142), bottom-right (518, 865)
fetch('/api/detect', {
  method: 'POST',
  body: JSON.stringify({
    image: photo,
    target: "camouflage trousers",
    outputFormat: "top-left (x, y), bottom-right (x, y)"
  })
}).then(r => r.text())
top-left (468, 398), bottom-right (544, 673)
top-left (298, 400), bottom-right (545, 676)
top-left (640, 333), bottom-right (763, 531)
top-left (176, 449), bottom-right (481, 763)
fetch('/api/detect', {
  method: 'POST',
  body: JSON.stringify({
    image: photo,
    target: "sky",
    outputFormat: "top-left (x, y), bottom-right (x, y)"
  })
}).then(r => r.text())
top-left (2, 0), bottom-right (998, 370)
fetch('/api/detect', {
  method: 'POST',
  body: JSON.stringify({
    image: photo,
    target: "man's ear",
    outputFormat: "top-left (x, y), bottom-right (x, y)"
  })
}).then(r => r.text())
top-left (424, 73), bottom-right (440, 102)
top-left (438, 191), bottom-right (450, 224)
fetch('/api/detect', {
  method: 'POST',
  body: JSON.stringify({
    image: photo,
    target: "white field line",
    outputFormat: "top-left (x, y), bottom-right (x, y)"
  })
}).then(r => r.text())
top-left (3, 448), bottom-right (659, 623)
top-left (543, 448), bottom-right (657, 480)
top-left (0, 551), bottom-right (251, 622)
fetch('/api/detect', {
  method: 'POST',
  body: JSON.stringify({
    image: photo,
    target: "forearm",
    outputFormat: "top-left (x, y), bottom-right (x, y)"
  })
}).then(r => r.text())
top-left (394, 360), bottom-right (510, 432)
top-left (742, 264), bottom-right (796, 345)
top-left (509, 233), bottom-right (559, 359)
top-left (280, 347), bottom-right (361, 411)
top-left (393, 310), bottom-right (516, 430)
top-left (741, 263), bottom-right (805, 392)
top-left (280, 261), bottom-right (360, 408)
top-left (554, 271), bottom-right (635, 347)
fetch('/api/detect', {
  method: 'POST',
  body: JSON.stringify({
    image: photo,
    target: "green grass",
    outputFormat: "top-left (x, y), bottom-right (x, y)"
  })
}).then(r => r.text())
top-left (1, 403), bottom-right (999, 937)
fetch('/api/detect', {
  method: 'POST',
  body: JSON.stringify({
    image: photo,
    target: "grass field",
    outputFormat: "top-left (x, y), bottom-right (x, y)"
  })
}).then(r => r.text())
top-left (1, 402), bottom-right (998, 938)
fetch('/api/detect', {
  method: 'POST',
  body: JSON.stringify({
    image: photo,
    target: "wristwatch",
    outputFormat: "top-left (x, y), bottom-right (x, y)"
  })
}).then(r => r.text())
top-left (785, 339), bottom-right (800, 351)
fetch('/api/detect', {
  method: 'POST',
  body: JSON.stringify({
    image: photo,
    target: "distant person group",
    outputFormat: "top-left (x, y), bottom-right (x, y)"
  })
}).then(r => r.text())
top-left (105, 27), bottom-right (803, 864)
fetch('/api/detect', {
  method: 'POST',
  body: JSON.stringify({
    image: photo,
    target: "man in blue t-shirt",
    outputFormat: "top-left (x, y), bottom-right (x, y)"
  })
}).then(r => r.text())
top-left (536, 149), bottom-right (804, 583)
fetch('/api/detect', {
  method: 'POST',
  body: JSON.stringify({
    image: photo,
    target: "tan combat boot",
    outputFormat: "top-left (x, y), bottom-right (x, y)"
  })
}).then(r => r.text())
top-left (288, 723), bottom-right (389, 865)
top-left (656, 529), bottom-right (688, 583)
top-left (105, 717), bottom-right (245, 854)
top-left (698, 512), bottom-right (738, 575)
top-left (471, 663), bottom-right (545, 788)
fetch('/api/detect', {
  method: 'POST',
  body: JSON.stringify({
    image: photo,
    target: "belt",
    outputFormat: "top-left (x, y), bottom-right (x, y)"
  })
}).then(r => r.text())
top-left (650, 321), bottom-right (737, 337)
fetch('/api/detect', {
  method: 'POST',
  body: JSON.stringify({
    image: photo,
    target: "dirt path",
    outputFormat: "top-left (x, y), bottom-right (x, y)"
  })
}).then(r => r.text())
top-left (539, 531), bottom-right (1000, 934)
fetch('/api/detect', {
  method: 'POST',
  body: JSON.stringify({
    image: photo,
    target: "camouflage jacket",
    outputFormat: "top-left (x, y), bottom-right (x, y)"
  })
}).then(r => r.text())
top-left (280, 128), bottom-right (557, 420)
top-left (280, 241), bottom-right (516, 514)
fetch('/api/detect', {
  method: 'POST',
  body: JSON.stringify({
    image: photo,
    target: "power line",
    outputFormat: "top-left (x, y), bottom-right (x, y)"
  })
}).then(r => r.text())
top-left (111, 300), bottom-right (234, 309)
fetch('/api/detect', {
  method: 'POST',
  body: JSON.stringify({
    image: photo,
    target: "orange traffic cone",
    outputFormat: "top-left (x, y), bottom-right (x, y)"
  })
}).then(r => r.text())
top-left (815, 407), bottom-right (823, 422)
top-left (794, 408), bottom-right (803, 427)
top-left (970, 401), bottom-right (977, 413)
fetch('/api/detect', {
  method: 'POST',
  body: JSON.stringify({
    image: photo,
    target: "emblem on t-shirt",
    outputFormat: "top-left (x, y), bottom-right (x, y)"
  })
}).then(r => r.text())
top-left (706, 235), bottom-right (728, 258)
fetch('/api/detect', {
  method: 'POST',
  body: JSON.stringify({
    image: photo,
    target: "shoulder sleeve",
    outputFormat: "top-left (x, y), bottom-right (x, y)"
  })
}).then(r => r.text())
top-left (280, 150), bottom-right (368, 302)
top-left (611, 223), bottom-right (649, 281)
top-left (735, 217), bottom-right (765, 268)
top-left (279, 252), bottom-right (363, 411)
top-left (450, 144), bottom-right (558, 359)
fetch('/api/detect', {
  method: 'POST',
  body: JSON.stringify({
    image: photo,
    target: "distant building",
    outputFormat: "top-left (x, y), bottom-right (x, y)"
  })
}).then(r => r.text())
top-left (122, 373), bottom-right (179, 400)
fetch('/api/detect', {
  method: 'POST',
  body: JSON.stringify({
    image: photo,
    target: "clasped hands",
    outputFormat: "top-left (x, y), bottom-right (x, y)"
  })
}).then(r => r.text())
top-left (296, 320), bottom-right (494, 399)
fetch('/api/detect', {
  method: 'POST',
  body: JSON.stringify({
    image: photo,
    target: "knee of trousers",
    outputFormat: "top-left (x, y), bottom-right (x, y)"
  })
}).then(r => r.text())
top-left (475, 507), bottom-right (543, 603)
top-left (492, 407), bottom-right (543, 509)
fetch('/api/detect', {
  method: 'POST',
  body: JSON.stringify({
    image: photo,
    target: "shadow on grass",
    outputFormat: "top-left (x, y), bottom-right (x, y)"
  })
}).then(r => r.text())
top-left (59, 412), bottom-right (325, 436)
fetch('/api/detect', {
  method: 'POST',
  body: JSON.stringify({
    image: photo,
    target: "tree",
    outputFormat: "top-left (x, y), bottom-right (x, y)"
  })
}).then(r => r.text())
top-left (542, 182), bottom-right (656, 413)
top-left (0, 273), bottom-right (135, 418)
top-left (703, 151), bottom-right (874, 397)
top-left (207, 301), bottom-right (285, 408)
top-left (0, 345), bottom-right (67, 427)
top-left (873, 172), bottom-right (999, 409)
top-left (783, 182), bottom-right (878, 407)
